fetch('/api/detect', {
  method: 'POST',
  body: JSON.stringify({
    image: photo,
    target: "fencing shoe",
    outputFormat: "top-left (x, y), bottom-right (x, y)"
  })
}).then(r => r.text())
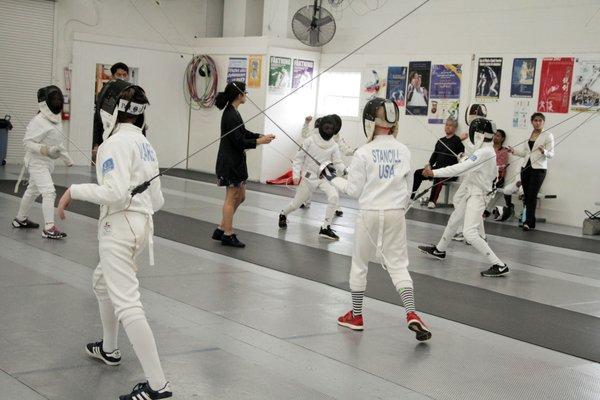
top-left (319, 225), bottom-right (339, 240)
top-left (337, 310), bottom-right (363, 331)
top-left (85, 341), bottom-right (121, 366)
top-left (12, 218), bottom-right (39, 229)
top-left (407, 312), bottom-right (432, 341)
top-left (119, 382), bottom-right (172, 400)
top-left (480, 264), bottom-right (509, 277)
top-left (418, 245), bottom-right (446, 259)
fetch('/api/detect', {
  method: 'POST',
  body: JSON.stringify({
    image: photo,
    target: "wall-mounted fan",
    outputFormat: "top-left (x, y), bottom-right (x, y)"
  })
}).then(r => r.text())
top-left (292, 0), bottom-right (336, 47)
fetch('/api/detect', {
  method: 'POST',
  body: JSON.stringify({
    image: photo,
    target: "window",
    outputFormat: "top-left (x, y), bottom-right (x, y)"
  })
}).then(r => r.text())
top-left (317, 71), bottom-right (361, 117)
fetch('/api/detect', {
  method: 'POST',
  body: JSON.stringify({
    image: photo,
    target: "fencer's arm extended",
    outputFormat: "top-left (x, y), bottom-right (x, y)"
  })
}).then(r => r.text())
top-left (432, 151), bottom-right (486, 178)
top-left (331, 155), bottom-right (366, 198)
top-left (70, 142), bottom-right (131, 206)
top-left (301, 121), bottom-right (311, 139)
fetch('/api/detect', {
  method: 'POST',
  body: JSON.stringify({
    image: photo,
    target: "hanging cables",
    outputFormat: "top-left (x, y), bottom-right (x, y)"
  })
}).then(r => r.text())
top-left (185, 55), bottom-right (219, 109)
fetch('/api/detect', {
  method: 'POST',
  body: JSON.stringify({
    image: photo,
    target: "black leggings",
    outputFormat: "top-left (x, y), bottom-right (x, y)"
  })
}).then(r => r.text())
top-left (520, 168), bottom-right (546, 228)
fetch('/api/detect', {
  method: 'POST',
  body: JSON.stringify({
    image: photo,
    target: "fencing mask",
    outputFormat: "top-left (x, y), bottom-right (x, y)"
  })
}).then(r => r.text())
top-left (363, 97), bottom-right (399, 142)
top-left (465, 103), bottom-right (487, 125)
top-left (99, 80), bottom-right (148, 140)
top-left (318, 115), bottom-right (338, 141)
top-left (468, 117), bottom-right (496, 149)
top-left (37, 85), bottom-right (64, 124)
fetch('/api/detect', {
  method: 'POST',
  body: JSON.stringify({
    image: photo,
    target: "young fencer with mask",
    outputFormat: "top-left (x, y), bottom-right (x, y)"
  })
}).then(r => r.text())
top-left (278, 114), bottom-right (346, 240)
top-left (57, 81), bottom-right (172, 400)
top-left (321, 97), bottom-right (432, 341)
top-left (418, 114), bottom-right (509, 277)
top-left (12, 85), bottom-right (73, 239)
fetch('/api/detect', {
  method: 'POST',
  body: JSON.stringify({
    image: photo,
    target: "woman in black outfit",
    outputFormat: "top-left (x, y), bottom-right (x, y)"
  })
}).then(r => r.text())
top-left (508, 112), bottom-right (555, 231)
top-left (212, 81), bottom-right (275, 247)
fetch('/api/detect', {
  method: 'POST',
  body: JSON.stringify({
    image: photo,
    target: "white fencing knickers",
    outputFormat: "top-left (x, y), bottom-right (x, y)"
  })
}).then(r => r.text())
top-left (16, 161), bottom-right (56, 225)
top-left (282, 176), bottom-right (339, 227)
top-left (92, 211), bottom-right (167, 390)
top-left (350, 209), bottom-right (413, 292)
top-left (436, 185), bottom-right (503, 265)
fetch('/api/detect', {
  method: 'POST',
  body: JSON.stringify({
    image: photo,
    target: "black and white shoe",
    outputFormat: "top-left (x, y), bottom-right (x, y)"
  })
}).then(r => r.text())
top-left (12, 218), bottom-right (39, 229)
top-left (335, 210), bottom-right (343, 217)
top-left (452, 233), bottom-right (464, 242)
top-left (319, 225), bottom-right (339, 240)
top-left (212, 227), bottom-right (224, 241)
top-left (278, 213), bottom-right (287, 229)
top-left (119, 381), bottom-right (172, 400)
top-left (85, 341), bottom-right (121, 366)
top-left (42, 226), bottom-right (67, 239)
top-left (480, 264), bottom-right (509, 277)
top-left (418, 245), bottom-right (446, 259)
top-left (300, 203), bottom-right (310, 209)
top-left (221, 233), bottom-right (245, 248)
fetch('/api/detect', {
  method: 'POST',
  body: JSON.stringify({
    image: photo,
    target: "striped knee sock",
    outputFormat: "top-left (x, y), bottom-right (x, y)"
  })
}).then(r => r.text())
top-left (351, 291), bottom-right (364, 316)
top-left (399, 287), bottom-right (415, 314)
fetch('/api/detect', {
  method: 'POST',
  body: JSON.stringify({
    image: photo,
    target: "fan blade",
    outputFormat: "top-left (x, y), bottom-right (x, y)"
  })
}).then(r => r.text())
top-left (315, 15), bottom-right (333, 27)
top-left (295, 13), bottom-right (313, 28)
top-left (309, 28), bottom-right (320, 46)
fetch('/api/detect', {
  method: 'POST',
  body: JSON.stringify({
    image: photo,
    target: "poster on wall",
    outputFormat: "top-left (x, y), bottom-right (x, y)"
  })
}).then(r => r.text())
top-left (94, 63), bottom-right (139, 95)
top-left (360, 66), bottom-right (387, 110)
top-left (406, 61), bottom-right (431, 116)
top-left (512, 100), bottom-right (532, 129)
top-left (247, 55), bottom-right (262, 88)
top-left (268, 56), bottom-right (292, 93)
top-left (428, 100), bottom-right (460, 124)
top-left (386, 66), bottom-right (407, 107)
top-left (226, 57), bottom-right (247, 83)
top-left (537, 57), bottom-right (574, 113)
top-left (570, 58), bottom-right (600, 111)
top-left (475, 57), bottom-right (502, 101)
top-left (292, 59), bottom-right (314, 89)
top-left (510, 58), bottom-right (536, 98)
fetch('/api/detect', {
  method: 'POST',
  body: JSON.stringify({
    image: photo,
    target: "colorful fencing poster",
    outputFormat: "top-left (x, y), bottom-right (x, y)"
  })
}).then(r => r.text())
top-left (570, 58), bottom-right (600, 111)
top-left (292, 59), bottom-right (314, 89)
top-left (360, 66), bottom-right (387, 110)
top-left (226, 57), bottom-right (247, 83)
top-left (475, 57), bottom-right (502, 101)
top-left (268, 56), bottom-right (292, 93)
top-left (510, 58), bottom-right (536, 98)
top-left (386, 66), bottom-right (407, 107)
top-left (247, 55), bottom-right (262, 88)
top-left (537, 57), bottom-right (574, 113)
top-left (406, 61), bottom-right (431, 116)
top-left (428, 64), bottom-right (461, 123)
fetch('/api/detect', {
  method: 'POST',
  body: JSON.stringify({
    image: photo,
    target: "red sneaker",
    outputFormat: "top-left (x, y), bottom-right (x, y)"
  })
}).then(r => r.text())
top-left (407, 312), bottom-right (431, 341)
top-left (337, 310), bottom-right (363, 331)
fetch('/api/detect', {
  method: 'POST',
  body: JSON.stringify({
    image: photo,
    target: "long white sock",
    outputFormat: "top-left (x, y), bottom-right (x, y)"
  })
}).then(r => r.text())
top-left (97, 298), bottom-right (119, 352)
top-left (123, 318), bottom-right (167, 391)
top-left (41, 192), bottom-right (55, 227)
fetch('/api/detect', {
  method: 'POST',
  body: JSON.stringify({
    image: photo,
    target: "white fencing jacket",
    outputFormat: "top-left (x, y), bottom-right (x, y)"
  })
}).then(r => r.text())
top-left (23, 113), bottom-right (73, 167)
top-left (432, 142), bottom-right (498, 195)
top-left (70, 124), bottom-right (164, 217)
top-left (332, 135), bottom-right (412, 210)
top-left (293, 133), bottom-right (346, 184)
top-left (301, 121), bottom-right (355, 156)
top-left (512, 130), bottom-right (555, 169)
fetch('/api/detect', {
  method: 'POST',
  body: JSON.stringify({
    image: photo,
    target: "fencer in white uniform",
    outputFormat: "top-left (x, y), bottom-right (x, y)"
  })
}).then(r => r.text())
top-left (279, 115), bottom-right (346, 240)
top-left (12, 85), bottom-right (72, 239)
top-left (324, 98), bottom-right (431, 341)
top-left (57, 81), bottom-right (172, 400)
top-left (418, 117), bottom-right (509, 277)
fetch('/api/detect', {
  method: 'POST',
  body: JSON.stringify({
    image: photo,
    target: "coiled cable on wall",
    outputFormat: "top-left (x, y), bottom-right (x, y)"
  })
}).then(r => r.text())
top-left (185, 54), bottom-right (218, 109)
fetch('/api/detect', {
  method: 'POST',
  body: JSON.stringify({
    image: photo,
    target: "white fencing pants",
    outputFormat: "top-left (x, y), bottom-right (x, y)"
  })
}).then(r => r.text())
top-left (436, 187), bottom-right (503, 265)
top-left (350, 209), bottom-right (413, 292)
top-left (92, 212), bottom-right (167, 390)
top-left (283, 178), bottom-right (339, 227)
top-left (16, 162), bottom-right (56, 225)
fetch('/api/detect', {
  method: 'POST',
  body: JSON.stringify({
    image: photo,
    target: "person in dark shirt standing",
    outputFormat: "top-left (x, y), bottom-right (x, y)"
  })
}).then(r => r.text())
top-left (92, 62), bottom-right (130, 162)
top-left (411, 118), bottom-right (464, 208)
top-left (212, 81), bottom-right (275, 248)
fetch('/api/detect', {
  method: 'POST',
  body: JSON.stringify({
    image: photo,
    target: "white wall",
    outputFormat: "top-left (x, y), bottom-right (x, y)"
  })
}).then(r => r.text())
top-left (69, 34), bottom-right (193, 167)
top-left (313, 0), bottom-right (600, 227)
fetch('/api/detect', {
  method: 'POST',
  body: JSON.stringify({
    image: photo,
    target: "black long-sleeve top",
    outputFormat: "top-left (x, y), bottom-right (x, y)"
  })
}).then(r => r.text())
top-left (215, 104), bottom-right (261, 181)
top-left (428, 135), bottom-right (464, 168)
top-left (92, 83), bottom-right (111, 147)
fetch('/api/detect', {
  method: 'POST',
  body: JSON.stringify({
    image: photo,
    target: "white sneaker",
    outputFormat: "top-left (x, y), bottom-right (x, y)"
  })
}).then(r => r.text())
top-left (427, 201), bottom-right (436, 209)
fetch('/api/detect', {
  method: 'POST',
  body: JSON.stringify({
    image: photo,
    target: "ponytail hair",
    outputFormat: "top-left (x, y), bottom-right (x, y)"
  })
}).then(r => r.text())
top-left (215, 81), bottom-right (246, 110)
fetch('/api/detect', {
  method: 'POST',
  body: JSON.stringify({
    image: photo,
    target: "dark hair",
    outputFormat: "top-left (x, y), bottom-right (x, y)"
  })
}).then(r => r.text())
top-left (215, 81), bottom-right (246, 110)
top-left (530, 112), bottom-right (545, 122)
top-left (110, 62), bottom-right (129, 76)
top-left (496, 128), bottom-right (506, 145)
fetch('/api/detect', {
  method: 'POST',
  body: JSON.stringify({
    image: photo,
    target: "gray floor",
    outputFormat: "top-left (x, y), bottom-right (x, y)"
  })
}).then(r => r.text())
top-left (1, 165), bottom-right (599, 399)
